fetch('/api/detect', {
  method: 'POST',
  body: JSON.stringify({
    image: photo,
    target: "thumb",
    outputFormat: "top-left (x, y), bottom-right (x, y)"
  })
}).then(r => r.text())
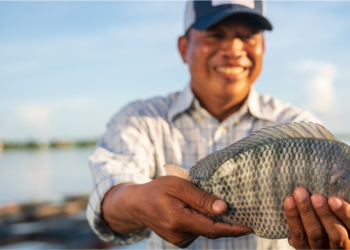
top-left (171, 179), bottom-right (227, 215)
top-left (210, 199), bottom-right (227, 214)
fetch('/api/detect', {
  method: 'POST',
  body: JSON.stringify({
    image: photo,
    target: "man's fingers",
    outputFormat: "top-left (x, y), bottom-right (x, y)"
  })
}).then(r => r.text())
top-left (180, 208), bottom-right (252, 239)
top-left (161, 204), bottom-right (251, 247)
top-left (311, 194), bottom-right (350, 249)
top-left (288, 237), bottom-right (295, 248)
top-left (176, 236), bottom-right (197, 249)
top-left (293, 188), bottom-right (329, 249)
top-left (329, 197), bottom-right (350, 230)
top-left (328, 197), bottom-right (350, 249)
top-left (167, 177), bottom-right (227, 215)
top-left (284, 196), bottom-right (310, 249)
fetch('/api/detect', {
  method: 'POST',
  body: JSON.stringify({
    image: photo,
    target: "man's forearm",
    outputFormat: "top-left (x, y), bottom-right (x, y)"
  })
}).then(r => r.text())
top-left (102, 182), bottom-right (147, 234)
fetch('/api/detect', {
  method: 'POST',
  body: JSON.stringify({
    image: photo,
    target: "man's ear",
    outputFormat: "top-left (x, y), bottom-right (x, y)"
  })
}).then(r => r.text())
top-left (178, 36), bottom-right (188, 64)
top-left (262, 35), bottom-right (265, 53)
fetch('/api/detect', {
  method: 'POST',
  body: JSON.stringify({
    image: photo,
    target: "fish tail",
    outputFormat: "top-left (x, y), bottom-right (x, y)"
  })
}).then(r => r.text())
top-left (163, 164), bottom-right (192, 182)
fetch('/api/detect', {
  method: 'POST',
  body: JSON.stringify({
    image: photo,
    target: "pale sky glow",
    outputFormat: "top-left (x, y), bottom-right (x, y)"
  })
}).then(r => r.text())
top-left (1, 1), bottom-right (350, 140)
top-left (296, 60), bottom-right (337, 113)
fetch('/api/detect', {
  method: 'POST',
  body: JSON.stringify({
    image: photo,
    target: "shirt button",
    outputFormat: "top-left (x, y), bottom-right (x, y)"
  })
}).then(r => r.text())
top-left (214, 127), bottom-right (226, 142)
top-left (219, 126), bottom-right (226, 132)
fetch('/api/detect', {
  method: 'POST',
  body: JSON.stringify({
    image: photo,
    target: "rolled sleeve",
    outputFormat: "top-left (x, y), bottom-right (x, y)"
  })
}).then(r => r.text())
top-left (87, 106), bottom-right (156, 245)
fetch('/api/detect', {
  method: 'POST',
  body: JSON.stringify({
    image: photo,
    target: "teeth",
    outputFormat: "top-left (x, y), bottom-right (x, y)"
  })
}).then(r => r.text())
top-left (216, 66), bottom-right (244, 75)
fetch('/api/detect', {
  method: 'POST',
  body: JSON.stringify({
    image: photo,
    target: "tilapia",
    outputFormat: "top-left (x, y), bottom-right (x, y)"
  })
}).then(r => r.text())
top-left (164, 122), bottom-right (350, 239)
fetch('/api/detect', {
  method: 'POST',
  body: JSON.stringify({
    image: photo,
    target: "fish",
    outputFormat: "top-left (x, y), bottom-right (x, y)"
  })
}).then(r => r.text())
top-left (164, 122), bottom-right (350, 239)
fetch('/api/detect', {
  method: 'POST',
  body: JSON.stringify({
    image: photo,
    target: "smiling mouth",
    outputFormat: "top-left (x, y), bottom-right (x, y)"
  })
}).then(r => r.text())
top-left (215, 66), bottom-right (245, 76)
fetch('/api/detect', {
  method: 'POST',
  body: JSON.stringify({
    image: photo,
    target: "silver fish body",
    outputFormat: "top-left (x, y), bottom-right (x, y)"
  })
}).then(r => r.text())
top-left (188, 122), bottom-right (350, 239)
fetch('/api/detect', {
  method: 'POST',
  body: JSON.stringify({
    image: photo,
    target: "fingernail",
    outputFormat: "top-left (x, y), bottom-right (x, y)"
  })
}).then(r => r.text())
top-left (243, 229), bottom-right (252, 236)
top-left (295, 188), bottom-right (307, 202)
top-left (285, 197), bottom-right (295, 209)
top-left (212, 200), bottom-right (225, 213)
top-left (329, 197), bottom-right (342, 210)
top-left (311, 194), bottom-right (323, 208)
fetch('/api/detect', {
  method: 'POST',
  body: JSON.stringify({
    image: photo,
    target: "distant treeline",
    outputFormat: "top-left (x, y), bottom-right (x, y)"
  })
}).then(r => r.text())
top-left (0, 139), bottom-right (97, 150)
top-left (1, 134), bottom-right (349, 151)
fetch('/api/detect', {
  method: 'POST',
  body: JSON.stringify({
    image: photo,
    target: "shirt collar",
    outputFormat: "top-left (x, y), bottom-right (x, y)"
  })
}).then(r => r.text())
top-left (168, 84), bottom-right (194, 122)
top-left (247, 87), bottom-right (276, 123)
top-left (168, 84), bottom-right (276, 123)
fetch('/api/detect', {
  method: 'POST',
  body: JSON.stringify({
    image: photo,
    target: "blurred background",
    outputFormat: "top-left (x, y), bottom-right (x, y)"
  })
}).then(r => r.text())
top-left (1, 1), bottom-right (350, 249)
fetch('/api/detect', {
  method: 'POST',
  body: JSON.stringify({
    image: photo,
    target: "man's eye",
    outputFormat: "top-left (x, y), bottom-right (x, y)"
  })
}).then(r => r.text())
top-left (242, 35), bottom-right (253, 40)
top-left (210, 33), bottom-right (224, 38)
top-left (241, 32), bottom-right (261, 42)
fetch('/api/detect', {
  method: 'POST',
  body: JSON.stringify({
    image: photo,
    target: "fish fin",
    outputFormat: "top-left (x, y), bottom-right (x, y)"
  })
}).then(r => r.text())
top-left (164, 164), bottom-right (192, 182)
top-left (262, 122), bottom-right (338, 141)
top-left (231, 122), bottom-right (338, 150)
top-left (189, 122), bottom-right (338, 180)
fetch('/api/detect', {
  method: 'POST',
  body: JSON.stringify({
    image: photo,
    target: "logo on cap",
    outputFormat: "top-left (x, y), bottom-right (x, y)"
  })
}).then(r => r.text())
top-left (184, 0), bottom-right (273, 33)
top-left (212, 0), bottom-right (255, 10)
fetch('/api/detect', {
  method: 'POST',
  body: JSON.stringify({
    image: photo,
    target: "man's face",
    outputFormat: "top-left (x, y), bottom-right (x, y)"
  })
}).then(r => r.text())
top-left (178, 15), bottom-right (265, 103)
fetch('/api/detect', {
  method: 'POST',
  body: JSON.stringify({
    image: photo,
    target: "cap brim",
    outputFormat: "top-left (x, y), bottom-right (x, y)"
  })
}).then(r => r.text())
top-left (192, 10), bottom-right (273, 31)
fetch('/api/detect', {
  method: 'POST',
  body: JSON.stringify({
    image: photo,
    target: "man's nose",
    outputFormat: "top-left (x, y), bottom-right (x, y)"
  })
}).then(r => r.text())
top-left (223, 38), bottom-right (246, 58)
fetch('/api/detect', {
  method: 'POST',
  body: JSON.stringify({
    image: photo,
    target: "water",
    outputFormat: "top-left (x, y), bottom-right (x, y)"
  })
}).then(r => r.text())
top-left (1, 139), bottom-right (350, 205)
top-left (0, 147), bottom-right (95, 204)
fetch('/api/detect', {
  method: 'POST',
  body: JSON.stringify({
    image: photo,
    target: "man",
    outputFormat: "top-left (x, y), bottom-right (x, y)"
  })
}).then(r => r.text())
top-left (87, 1), bottom-right (350, 249)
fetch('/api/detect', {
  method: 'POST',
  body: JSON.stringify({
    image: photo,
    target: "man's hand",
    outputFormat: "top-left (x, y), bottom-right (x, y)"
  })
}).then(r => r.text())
top-left (102, 176), bottom-right (252, 248)
top-left (136, 176), bottom-right (252, 247)
top-left (284, 187), bottom-right (350, 249)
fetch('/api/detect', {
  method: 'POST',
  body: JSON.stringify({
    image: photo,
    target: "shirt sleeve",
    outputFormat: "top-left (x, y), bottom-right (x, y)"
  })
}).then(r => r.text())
top-left (86, 104), bottom-right (156, 245)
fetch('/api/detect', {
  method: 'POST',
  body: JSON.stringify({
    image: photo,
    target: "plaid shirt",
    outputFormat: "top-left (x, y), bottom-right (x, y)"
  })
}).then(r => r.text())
top-left (87, 85), bottom-right (321, 249)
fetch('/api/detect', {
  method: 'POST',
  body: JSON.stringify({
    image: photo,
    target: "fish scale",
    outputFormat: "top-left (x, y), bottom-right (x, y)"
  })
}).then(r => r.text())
top-left (194, 138), bottom-right (350, 238)
top-left (165, 122), bottom-right (350, 239)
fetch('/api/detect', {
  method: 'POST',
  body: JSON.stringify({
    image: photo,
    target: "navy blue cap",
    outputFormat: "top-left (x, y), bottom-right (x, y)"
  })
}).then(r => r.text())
top-left (184, 0), bottom-right (273, 33)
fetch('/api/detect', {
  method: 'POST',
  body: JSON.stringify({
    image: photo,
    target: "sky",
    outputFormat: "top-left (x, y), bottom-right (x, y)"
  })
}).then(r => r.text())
top-left (1, 1), bottom-right (350, 141)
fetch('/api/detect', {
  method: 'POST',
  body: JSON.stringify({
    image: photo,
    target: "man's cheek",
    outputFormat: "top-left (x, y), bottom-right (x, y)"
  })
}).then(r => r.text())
top-left (201, 45), bottom-right (210, 54)
top-left (189, 53), bottom-right (208, 73)
top-left (253, 41), bottom-right (265, 58)
top-left (255, 45), bottom-right (263, 55)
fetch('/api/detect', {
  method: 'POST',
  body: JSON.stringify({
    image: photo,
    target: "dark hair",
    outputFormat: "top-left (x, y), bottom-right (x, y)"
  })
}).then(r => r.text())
top-left (184, 29), bottom-right (191, 41)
